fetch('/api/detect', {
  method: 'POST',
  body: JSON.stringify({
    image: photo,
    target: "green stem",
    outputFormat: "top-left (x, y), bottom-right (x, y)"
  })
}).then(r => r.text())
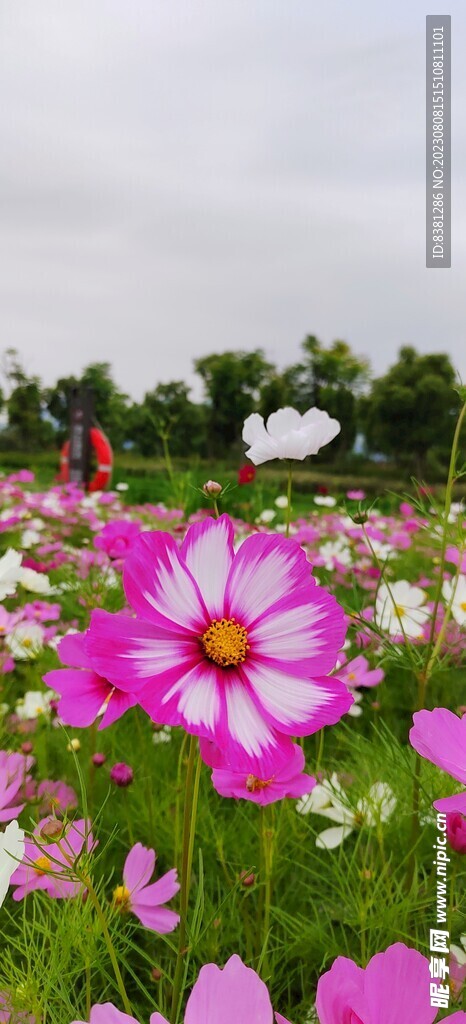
top-left (170, 735), bottom-right (201, 1024)
top-left (285, 463), bottom-right (293, 538)
top-left (260, 805), bottom-right (274, 977)
top-left (78, 872), bottom-right (133, 1016)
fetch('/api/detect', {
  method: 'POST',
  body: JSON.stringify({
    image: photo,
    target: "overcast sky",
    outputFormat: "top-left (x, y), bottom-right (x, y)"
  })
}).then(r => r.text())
top-left (0, 1), bottom-right (465, 402)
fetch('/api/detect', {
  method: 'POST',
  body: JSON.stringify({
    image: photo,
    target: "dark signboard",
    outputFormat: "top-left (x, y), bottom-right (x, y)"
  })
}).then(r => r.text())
top-left (68, 388), bottom-right (94, 485)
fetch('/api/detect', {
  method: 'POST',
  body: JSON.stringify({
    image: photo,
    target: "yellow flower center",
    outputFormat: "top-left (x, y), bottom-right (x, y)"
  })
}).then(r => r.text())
top-left (201, 617), bottom-right (249, 668)
top-left (347, 672), bottom-right (356, 681)
top-left (394, 605), bottom-right (406, 618)
top-left (35, 856), bottom-right (52, 875)
top-left (460, 601), bottom-right (466, 613)
top-left (246, 774), bottom-right (274, 792)
top-left (113, 884), bottom-right (131, 910)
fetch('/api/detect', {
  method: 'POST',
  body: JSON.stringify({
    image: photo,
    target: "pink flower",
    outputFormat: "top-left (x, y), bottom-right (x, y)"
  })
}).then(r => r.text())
top-left (94, 520), bottom-right (142, 560)
top-left (71, 1007), bottom-right (155, 1024)
top-left (315, 941), bottom-right (466, 1023)
top-left (203, 741), bottom-right (316, 806)
top-left (110, 763), bottom-right (134, 788)
top-left (114, 843), bottom-right (179, 933)
top-left (0, 992), bottom-right (35, 1022)
top-left (409, 708), bottom-right (466, 814)
top-left (0, 754), bottom-right (29, 822)
top-left (346, 490), bottom-right (366, 500)
top-left (338, 654), bottom-right (384, 690)
top-left (37, 779), bottom-right (78, 816)
top-left (151, 953), bottom-right (293, 1023)
top-left (43, 632), bottom-right (138, 729)
top-left (86, 516), bottom-right (351, 774)
top-left (10, 817), bottom-right (94, 900)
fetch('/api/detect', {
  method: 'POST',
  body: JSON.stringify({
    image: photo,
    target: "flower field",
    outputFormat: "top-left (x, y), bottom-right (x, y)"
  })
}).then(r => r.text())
top-left (1, 406), bottom-right (466, 1023)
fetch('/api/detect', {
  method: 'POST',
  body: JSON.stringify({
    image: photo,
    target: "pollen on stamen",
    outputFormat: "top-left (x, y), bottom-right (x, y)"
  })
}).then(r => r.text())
top-left (201, 617), bottom-right (249, 668)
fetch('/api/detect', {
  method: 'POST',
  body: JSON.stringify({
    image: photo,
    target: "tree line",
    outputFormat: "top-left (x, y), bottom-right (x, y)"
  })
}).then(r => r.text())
top-left (0, 338), bottom-right (462, 474)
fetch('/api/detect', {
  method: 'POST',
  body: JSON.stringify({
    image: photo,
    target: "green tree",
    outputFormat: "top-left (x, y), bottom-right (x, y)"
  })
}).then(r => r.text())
top-left (362, 346), bottom-right (460, 474)
top-left (46, 363), bottom-right (129, 449)
top-left (194, 350), bottom-right (274, 455)
top-left (128, 382), bottom-right (206, 458)
top-left (7, 380), bottom-right (54, 451)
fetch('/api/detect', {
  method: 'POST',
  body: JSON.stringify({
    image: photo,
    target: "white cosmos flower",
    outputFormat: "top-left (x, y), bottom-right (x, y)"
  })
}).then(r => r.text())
top-left (274, 495), bottom-right (289, 509)
top-left (297, 775), bottom-right (396, 849)
top-left (0, 820), bottom-right (25, 907)
top-left (319, 540), bottom-right (352, 570)
top-left (443, 575), bottom-right (466, 627)
top-left (19, 567), bottom-right (53, 595)
top-left (21, 529), bottom-right (41, 549)
top-left (256, 509), bottom-right (276, 524)
top-left (0, 549), bottom-right (23, 600)
top-left (242, 406), bottom-right (340, 465)
top-left (6, 623), bottom-right (45, 661)
top-left (116, 482), bottom-right (129, 492)
top-left (375, 580), bottom-right (429, 638)
top-left (15, 689), bottom-right (56, 720)
top-left (314, 495), bottom-right (337, 508)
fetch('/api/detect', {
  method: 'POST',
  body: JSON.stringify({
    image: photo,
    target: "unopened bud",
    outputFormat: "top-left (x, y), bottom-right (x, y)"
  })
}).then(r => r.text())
top-left (40, 818), bottom-right (66, 842)
top-left (352, 511), bottom-right (369, 525)
top-left (67, 738), bottom-right (81, 752)
top-left (92, 752), bottom-right (106, 767)
top-left (202, 480), bottom-right (222, 497)
top-left (110, 762), bottom-right (134, 787)
top-left (151, 967), bottom-right (163, 982)
top-left (239, 871), bottom-right (255, 888)
top-left (21, 741), bottom-right (34, 754)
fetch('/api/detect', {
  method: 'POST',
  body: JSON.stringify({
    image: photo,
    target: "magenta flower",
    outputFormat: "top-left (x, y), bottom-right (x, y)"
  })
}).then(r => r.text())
top-left (10, 817), bottom-right (94, 900)
top-left (315, 942), bottom-right (466, 1023)
top-left (86, 516), bottom-right (351, 774)
top-left (110, 763), bottom-right (134, 788)
top-left (409, 708), bottom-right (466, 814)
top-left (72, 1007), bottom-right (157, 1024)
top-left (202, 741), bottom-right (316, 806)
top-left (447, 812), bottom-right (466, 853)
top-left (44, 632), bottom-right (138, 729)
top-left (113, 843), bottom-right (179, 933)
top-left (94, 520), bottom-right (142, 560)
top-left (0, 755), bottom-right (29, 822)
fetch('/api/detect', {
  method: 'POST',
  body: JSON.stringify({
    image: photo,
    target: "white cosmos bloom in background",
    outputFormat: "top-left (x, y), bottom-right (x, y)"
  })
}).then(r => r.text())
top-left (6, 623), bottom-right (45, 661)
top-left (297, 775), bottom-right (396, 849)
top-left (0, 820), bottom-right (25, 907)
top-left (242, 406), bottom-right (341, 465)
top-left (19, 567), bottom-right (53, 595)
top-left (443, 575), bottom-right (466, 627)
top-left (15, 689), bottom-right (56, 720)
top-left (314, 495), bottom-right (337, 508)
top-left (375, 580), bottom-right (430, 638)
top-left (0, 549), bottom-right (23, 600)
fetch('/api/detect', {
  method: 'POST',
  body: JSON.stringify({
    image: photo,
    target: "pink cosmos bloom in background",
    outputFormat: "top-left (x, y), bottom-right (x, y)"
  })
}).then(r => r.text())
top-left (10, 817), bottom-right (94, 900)
top-left (94, 520), bottom-right (142, 560)
top-left (346, 490), bottom-right (366, 500)
top-left (0, 758), bottom-right (28, 822)
top-left (114, 843), bottom-right (179, 933)
top-left (87, 516), bottom-right (351, 775)
top-left (150, 953), bottom-right (293, 1024)
top-left (37, 779), bottom-right (78, 816)
top-left (203, 741), bottom-right (316, 806)
top-left (44, 631), bottom-right (138, 729)
top-left (410, 708), bottom-right (466, 814)
top-left (338, 654), bottom-right (384, 690)
top-left (315, 941), bottom-right (466, 1023)
top-left (447, 812), bottom-right (466, 853)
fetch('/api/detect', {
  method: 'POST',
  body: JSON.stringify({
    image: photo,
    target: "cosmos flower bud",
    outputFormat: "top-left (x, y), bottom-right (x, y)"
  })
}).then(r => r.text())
top-left (151, 967), bottom-right (163, 982)
top-left (239, 871), bottom-right (256, 887)
top-left (20, 741), bottom-right (34, 754)
top-left (446, 812), bottom-right (466, 854)
top-left (110, 762), bottom-right (134, 787)
top-left (40, 818), bottom-right (67, 842)
top-left (92, 752), bottom-right (106, 767)
top-left (202, 480), bottom-right (222, 497)
top-left (67, 738), bottom-right (81, 752)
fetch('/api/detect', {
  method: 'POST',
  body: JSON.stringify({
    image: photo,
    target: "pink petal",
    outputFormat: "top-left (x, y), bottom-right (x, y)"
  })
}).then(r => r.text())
top-left (315, 956), bottom-right (367, 1024)
top-left (410, 709), bottom-right (466, 785)
top-left (57, 630), bottom-right (92, 670)
top-left (180, 515), bottom-right (234, 619)
top-left (43, 668), bottom-right (111, 727)
top-left (241, 662), bottom-right (353, 735)
top-left (185, 954), bottom-right (274, 1024)
top-left (99, 689), bottom-right (139, 729)
top-left (135, 867), bottom-right (179, 907)
top-left (132, 903), bottom-right (180, 933)
top-left (364, 943), bottom-right (436, 1024)
top-left (86, 1006), bottom-right (141, 1024)
top-left (144, 660), bottom-right (222, 736)
top-left (123, 843), bottom-right (156, 895)
top-left (248, 586), bottom-right (345, 677)
top-left (123, 531), bottom-right (208, 631)
top-left (225, 534), bottom-right (314, 628)
top-left (220, 676), bottom-right (296, 775)
top-left (434, 791), bottom-right (466, 814)
top-left (87, 610), bottom-right (200, 692)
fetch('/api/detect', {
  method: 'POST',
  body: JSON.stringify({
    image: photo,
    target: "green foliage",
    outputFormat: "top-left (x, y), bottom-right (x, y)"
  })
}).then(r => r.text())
top-left (194, 349), bottom-right (274, 455)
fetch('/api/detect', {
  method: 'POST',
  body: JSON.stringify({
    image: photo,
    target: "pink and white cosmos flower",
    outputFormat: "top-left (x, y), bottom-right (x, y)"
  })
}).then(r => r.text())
top-left (201, 740), bottom-right (316, 806)
top-left (86, 516), bottom-right (351, 774)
